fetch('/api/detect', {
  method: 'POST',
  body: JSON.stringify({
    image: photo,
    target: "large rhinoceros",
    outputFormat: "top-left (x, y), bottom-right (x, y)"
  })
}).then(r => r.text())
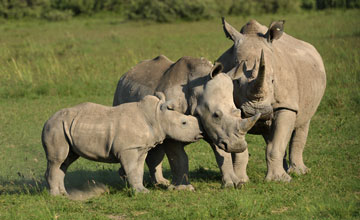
top-left (113, 55), bottom-right (260, 189)
top-left (216, 18), bottom-right (326, 182)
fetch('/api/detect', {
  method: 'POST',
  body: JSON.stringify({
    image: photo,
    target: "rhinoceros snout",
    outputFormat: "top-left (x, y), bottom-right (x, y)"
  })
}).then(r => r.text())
top-left (217, 139), bottom-right (247, 153)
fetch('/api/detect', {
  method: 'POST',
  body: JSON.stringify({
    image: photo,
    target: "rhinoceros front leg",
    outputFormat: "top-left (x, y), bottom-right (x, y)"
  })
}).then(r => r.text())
top-left (232, 149), bottom-right (250, 184)
top-left (264, 109), bottom-right (296, 182)
top-left (164, 139), bottom-right (194, 191)
top-left (120, 149), bottom-right (149, 193)
top-left (145, 144), bottom-right (170, 186)
top-left (288, 120), bottom-right (311, 175)
top-left (211, 144), bottom-right (241, 188)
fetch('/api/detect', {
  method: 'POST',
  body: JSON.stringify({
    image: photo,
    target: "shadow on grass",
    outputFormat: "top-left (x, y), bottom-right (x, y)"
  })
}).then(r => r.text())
top-left (0, 167), bottom-right (222, 196)
top-left (0, 169), bottom-right (125, 196)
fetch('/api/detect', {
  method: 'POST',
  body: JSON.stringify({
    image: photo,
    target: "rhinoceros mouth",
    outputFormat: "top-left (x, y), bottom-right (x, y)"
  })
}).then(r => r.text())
top-left (217, 138), bottom-right (247, 153)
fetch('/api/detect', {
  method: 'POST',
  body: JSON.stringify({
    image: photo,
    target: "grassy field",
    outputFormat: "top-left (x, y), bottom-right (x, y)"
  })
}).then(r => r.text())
top-left (0, 10), bottom-right (359, 219)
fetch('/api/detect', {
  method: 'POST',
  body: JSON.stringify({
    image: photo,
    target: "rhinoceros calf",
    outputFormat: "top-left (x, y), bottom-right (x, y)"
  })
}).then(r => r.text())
top-left (217, 18), bottom-right (326, 182)
top-left (42, 93), bottom-right (202, 195)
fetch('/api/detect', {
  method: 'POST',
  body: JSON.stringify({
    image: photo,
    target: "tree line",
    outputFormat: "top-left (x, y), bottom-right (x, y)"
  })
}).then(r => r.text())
top-left (0, 0), bottom-right (359, 22)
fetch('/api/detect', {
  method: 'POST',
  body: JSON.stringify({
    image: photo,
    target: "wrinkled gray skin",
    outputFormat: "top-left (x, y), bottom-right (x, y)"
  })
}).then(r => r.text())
top-left (113, 56), bottom-right (260, 189)
top-left (42, 93), bottom-right (203, 195)
top-left (216, 18), bottom-right (326, 182)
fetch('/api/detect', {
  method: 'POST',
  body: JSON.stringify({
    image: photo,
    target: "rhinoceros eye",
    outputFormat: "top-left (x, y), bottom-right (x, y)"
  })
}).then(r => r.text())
top-left (213, 110), bottom-right (223, 119)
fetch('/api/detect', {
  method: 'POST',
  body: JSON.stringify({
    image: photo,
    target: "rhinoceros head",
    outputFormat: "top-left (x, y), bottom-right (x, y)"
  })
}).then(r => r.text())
top-left (155, 92), bottom-right (203, 143)
top-left (217, 18), bottom-right (286, 122)
top-left (195, 65), bottom-right (260, 153)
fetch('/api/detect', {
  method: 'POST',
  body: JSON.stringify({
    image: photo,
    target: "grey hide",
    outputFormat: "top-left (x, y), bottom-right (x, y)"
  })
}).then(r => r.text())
top-left (113, 56), bottom-right (260, 189)
top-left (216, 18), bottom-right (326, 182)
top-left (42, 93), bottom-right (203, 195)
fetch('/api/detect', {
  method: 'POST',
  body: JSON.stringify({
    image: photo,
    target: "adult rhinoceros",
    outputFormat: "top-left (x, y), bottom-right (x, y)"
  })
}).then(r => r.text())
top-left (216, 18), bottom-right (326, 182)
top-left (113, 55), bottom-right (260, 189)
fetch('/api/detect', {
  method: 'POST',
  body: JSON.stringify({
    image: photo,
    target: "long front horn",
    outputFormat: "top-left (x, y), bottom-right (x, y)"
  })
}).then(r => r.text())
top-left (238, 113), bottom-right (261, 133)
top-left (250, 50), bottom-right (266, 98)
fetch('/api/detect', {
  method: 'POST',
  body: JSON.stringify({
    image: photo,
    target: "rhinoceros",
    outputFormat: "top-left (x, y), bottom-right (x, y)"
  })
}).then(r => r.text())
top-left (113, 55), bottom-right (260, 189)
top-left (216, 18), bottom-right (326, 182)
top-left (42, 93), bottom-right (203, 195)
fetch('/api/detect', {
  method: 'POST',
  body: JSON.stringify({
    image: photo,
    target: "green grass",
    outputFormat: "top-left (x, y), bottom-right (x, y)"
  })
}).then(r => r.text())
top-left (0, 10), bottom-right (359, 219)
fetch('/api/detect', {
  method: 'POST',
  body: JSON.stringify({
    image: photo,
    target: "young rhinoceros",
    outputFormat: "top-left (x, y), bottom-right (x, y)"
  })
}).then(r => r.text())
top-left (42, 93), bottom-right (203, 195)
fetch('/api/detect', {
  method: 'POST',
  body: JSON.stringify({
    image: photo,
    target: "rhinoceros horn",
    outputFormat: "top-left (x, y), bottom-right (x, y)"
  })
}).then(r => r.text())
top-left (250, 50), bottom-right (266, 99)
top-left (238, 112), bottom-right (261, 133)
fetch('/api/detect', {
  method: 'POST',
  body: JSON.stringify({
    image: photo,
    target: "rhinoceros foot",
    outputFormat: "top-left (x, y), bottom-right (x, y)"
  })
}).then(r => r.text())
top-left (151, 176), bottom-right (170, 187)
top-left (167, 184), bottom-right (195, 191)
top-left (287, 164), bottom-right (310, 175)
top-left (265, 169), bottom-right (292, 182)
top-left (50, 187), bottom-right (68, 196)
top-left (135, 187), bottom-right (150, 193)
top-left (221, 171), bottom-right (249, 188)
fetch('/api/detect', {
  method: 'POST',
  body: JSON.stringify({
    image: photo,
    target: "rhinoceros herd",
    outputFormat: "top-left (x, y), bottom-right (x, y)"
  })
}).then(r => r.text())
top-left (42, 18), bottom-right (326, 195)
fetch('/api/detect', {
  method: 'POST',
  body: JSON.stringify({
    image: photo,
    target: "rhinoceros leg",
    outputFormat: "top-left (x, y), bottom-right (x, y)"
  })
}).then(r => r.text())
top-left (232, 149), bottom-right (250, 185)
top-left (288, 120), bottom-right (311, 175)
top-left (145, 145), bottom-right (170, 186)
top-left (164, 140), bottom-right (194, 191)
top-left (43, 123), bottom-right (73, 196)
top-left (211, 144), bottom-right (241, 188)
top-left (120, 149), bottom-right (149, 193)
top-left (264, 110), bottom-right (295, 182)
top-left (118, 145), bottom-right (169, 186)
top-left (45, 160), bottom-right (68, 196)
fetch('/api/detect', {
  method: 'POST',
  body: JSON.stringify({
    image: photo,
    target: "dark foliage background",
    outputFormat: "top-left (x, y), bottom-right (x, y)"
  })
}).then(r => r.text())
top-left (0, 0), bottom-right (359, 21)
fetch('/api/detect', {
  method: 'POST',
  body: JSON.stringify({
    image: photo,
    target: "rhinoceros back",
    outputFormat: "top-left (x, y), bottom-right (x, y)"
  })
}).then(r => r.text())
top-left (113, 55), bottom-right (173, 106)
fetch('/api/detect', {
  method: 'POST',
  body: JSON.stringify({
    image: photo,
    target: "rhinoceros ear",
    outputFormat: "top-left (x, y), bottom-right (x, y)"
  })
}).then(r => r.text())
top-left (222, 17), bottom-right (244, 43)
top-left (266, 20), bottom-right (285, 43)
top-left (210, 62), bottom-right (223, 79)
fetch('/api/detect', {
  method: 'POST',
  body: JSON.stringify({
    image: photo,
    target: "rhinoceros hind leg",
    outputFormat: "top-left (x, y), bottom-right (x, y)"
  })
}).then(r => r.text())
top-left (146, 145), bottom-right (170, 186)
top-left (43, 126), bottom-right (72, 196)
top-left (45, 161), bottom-right (68, 196)
top-left (211, 144), bottom-right (240, 188)
top-left (288, 121), bottom-right (310, 175)
top-left (264, 110), bottom-right (295, 182)
top-left (60, 150), bottom-right (79, 174)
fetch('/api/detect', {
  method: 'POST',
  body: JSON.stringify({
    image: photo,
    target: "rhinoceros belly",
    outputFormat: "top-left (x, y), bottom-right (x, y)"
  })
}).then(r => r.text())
top-left (70, 113), bottom-right (118, 163)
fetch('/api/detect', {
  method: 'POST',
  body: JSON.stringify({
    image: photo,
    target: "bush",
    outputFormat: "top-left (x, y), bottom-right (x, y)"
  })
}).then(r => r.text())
top-left (0, 0), bottom-right (359, 21)
top-left (229, 0), bottom-right (302, 15)
top-left (0, 0), bottom-right (50, 19)
top-left (316, 0), bottom-right (360, 9)
top-left (126, 0), bottom-right (218, 22)
top-left (42, 9), bottom-right (73, 21)
top-left (302, 0), bottom-right (317, 9)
